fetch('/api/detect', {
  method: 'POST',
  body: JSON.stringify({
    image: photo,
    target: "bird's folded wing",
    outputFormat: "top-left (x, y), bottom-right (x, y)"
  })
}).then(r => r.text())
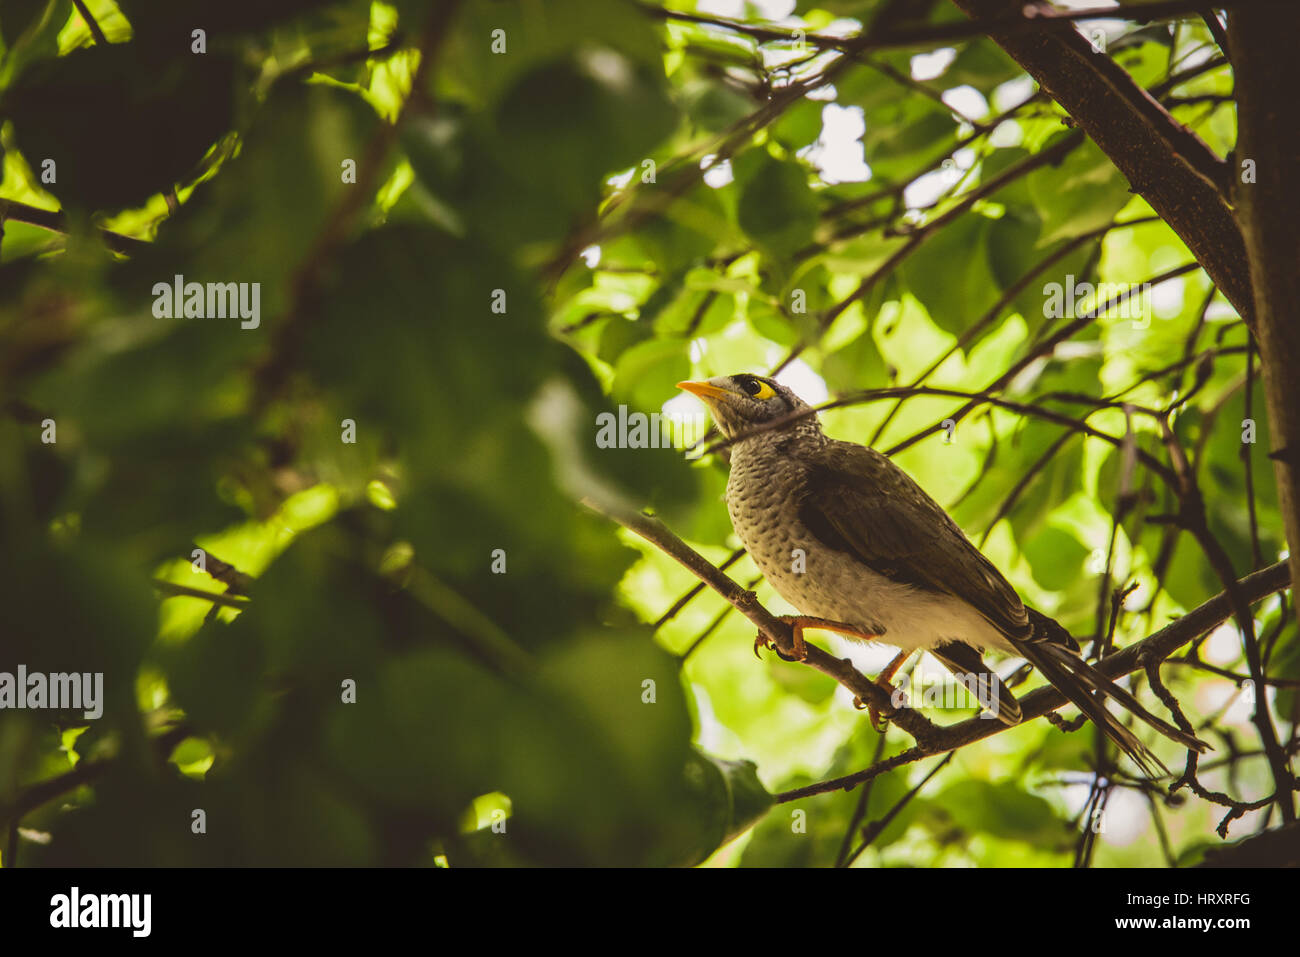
top-left (796, 440), bottom-right (1032, 641)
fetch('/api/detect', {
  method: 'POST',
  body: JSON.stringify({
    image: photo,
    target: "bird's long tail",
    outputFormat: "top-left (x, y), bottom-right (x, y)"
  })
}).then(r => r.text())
top-left (1014, 611), bottom-right (1209, 779)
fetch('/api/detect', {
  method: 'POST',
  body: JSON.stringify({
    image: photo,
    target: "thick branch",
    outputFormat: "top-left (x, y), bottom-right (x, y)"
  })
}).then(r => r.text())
top-left (1230, 4), bottom-right (1300, 612)
top-left (642, 1), bottom-right (1271, 55)
top-left (945, 0), bottom-right (1255, 325)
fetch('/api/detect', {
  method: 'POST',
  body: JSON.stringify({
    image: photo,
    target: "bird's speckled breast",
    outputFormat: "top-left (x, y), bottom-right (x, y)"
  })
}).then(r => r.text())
top-left (724, 435), bottom-right (1007, 652)
top-left (725, 436), bottom-right (886, 636)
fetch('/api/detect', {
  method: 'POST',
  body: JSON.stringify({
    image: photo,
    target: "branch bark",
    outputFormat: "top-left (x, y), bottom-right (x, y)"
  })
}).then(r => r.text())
top-left (945, 0), bottom-right (1256, 325)
top-left (1230, 3), bottom-right (1300, 609)
top-left (643, 1), bottom-right (1272, 56)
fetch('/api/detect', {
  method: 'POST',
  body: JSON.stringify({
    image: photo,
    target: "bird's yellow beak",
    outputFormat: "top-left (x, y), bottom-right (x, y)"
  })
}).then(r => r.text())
top-left (676, 380), bottom-right (732, 402)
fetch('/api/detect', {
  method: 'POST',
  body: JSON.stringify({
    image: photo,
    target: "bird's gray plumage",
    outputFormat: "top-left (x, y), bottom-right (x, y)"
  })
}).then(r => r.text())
top-left (681, 372), bottom-right (1208, 777)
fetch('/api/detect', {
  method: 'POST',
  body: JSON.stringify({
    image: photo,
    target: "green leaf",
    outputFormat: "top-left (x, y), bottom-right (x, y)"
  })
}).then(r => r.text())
top-left (822, 315), bottom-right (887, 391)
top-left (119, 82), bottom-right (384, 321)
top-left (0, 0), bottom-right (72, 86)
top-left (435, 0), bottom-right (664, 107)
top-left (431, 51), bottom-right (678, 253)
top-left (1023, 525), bottom-right (1091, 591)
top-left (861, 98), bottom-right (954, 180)
top-left (736, 153), bottom-right (818, 258)
top-left (1028, 136), bottom-right (1132, 246)
top-left (934, 779), bottom-right (1069, 845)
top-left (597, 315), bottom-right (653, 364)
top-left (946, 39), bottom-right (1023, 93)
top-left (612, 336), bottom-right (691, 414)
top-left (636, 184), bottom-right (731, 274)
top-left (116, 0), bottom-right (337, 41)
top-left (679, 750), bottom-right (774, 865)
top-left (683, 79), bottom-right (756, 133)
top-left (771, 98), bottom-right (824, 149)
top-left (902, 213), bottom-right (1000, 342)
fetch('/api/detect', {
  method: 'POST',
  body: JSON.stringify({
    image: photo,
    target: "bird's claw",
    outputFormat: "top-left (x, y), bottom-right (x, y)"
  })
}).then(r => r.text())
top-left (754, 630), bottom-right (807, 661)
top-left (853, 694), bottom-right (893, 732)
top-left (857, 650), bottom-right (909, 733)
top-left (754, 624), bottom-right (800, 660)
top-left (868, 705), bottom-right (892, 733)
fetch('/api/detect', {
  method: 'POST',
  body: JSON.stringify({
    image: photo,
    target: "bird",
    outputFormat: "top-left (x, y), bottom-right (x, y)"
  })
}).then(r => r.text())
top-left (677, 372), bottom-right (1208, 778)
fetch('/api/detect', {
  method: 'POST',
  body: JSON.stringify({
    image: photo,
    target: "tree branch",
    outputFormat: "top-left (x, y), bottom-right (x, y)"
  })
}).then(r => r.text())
top-left (841, 752), bottom-right (953, 865)
top-left (70, 0), bottom-right (108, 46)
top-left (1158, 417), bottom-right (1295, 821)
top-left (591, 485), bottom-right (1292, 801)
top-left (0, 198), bottom-right (150, 255)
top-left (151, 579), bottom-right (250, 608)
top-left (945, 0), bottom-right (1255, 325)
top-left (640, 1), bottom-right (1273, 55)
top-left (1, 723), bottom-right (193, 827)
top-left (254, 0), bottom-right (462, 408)
top-left (703, 384), bottom-right (1177, 483)
top-left (1230, 2), bottom-right (1300, 618)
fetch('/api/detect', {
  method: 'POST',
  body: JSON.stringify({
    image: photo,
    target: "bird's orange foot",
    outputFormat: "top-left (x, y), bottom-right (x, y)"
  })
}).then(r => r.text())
top-left (852, 650), bottom-right (910, 733)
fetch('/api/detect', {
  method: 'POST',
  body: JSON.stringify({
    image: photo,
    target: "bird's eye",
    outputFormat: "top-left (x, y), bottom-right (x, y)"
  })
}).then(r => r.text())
top-left (737, 376), bottom-right (777, 400)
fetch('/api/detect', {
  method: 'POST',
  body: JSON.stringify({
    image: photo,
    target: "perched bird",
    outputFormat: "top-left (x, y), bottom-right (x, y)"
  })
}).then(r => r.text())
top-left (678, 372), bottom-right (1207, 778)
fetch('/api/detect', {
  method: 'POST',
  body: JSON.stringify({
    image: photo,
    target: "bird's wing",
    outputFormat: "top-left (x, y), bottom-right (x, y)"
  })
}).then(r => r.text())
top-left (796, 439), bottom-right (1032, 640)
top-left (796, 441), bottom-right (1208, 779)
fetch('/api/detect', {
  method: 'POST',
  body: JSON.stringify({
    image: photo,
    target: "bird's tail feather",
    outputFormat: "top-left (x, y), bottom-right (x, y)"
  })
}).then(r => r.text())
top-left (1038, 641), bottom-right (1208, 751)
top-left (1015, 638), bottom-right (1208, 779)
top-left (930, 645), bottom-right (1022, 726)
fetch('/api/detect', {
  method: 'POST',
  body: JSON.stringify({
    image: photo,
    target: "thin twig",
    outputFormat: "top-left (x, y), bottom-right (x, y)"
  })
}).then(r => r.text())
top-left (71, 0), bottom-right (108, 46)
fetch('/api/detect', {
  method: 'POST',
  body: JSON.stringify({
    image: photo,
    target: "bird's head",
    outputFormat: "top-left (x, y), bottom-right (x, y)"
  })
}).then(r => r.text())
top-left (676, 373), bottom-right (818, 441)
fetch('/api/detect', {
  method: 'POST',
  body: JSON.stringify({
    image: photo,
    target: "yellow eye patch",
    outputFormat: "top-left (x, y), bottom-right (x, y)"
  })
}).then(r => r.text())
top-left (750, 380), bottom-right (777, 400)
